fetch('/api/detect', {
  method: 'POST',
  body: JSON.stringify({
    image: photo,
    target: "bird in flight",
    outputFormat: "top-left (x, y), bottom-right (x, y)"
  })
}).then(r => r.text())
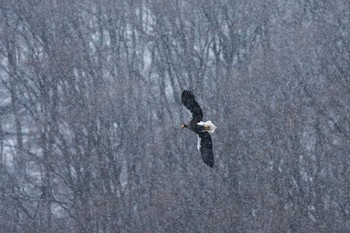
top-left (181, 90), bottom-right (217, 167)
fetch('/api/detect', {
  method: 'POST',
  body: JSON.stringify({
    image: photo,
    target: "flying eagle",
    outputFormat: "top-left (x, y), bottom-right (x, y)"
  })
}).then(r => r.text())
top-left (181, 90), bottom-right (217, 167)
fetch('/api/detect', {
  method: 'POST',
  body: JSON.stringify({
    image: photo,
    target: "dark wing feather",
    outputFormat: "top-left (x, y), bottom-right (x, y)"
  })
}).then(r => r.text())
top-left (197, 132), bottom-right (214, 167)
top-left (181, 90), bottom-right (203, 122)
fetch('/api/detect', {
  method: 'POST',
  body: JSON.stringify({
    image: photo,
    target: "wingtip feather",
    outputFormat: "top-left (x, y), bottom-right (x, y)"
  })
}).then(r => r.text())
top-left (205, 160), bottom-right (214, 168)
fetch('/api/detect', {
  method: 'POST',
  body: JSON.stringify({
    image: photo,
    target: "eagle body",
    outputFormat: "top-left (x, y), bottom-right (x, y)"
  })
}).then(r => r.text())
top-left (181, 90), bottom-right (217, 167)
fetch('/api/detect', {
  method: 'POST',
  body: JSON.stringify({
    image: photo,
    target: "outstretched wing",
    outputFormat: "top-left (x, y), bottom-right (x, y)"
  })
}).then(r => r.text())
top-left (197, 132), bottom-right (214, 167)
top-left (181, 90), bottom-right (203, 122)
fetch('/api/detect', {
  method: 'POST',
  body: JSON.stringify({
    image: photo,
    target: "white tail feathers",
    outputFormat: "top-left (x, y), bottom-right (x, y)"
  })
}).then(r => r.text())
top-left (205, 121), bottom-right (217, 133)
top-left (197, 121), bottom-right (217, 133)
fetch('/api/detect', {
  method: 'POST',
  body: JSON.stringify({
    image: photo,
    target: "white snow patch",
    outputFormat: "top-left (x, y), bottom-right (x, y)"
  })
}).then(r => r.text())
top-left (119, 159), bottom-right (128, 191)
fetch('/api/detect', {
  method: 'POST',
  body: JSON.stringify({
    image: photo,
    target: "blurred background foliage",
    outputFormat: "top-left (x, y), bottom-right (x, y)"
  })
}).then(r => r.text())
top-left (0, 0), bottom-right (349, 232)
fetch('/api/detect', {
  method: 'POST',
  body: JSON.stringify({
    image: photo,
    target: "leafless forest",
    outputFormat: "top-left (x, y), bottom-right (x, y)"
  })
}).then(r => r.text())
top-left (1, 0), bottom-right (349, 232)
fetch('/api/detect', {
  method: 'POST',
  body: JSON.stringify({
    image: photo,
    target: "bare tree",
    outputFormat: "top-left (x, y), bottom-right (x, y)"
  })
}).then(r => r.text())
top-left (0, 0), bottom-right (349, 232)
